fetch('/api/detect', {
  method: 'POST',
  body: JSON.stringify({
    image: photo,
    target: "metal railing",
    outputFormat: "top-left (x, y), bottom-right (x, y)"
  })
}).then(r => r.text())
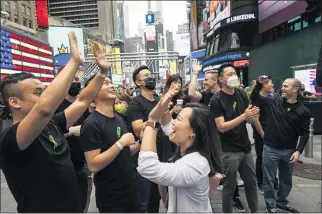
top-left (304, 118), bottom-right (314, 158)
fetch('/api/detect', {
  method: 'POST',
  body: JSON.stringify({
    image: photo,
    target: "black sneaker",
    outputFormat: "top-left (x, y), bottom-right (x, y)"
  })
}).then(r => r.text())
top-left (266, 208), bottom-right (278, 213)
top-left (233, 197), bottom-right (245, 213)
top-left (277, 205), bottom-right (300, 213)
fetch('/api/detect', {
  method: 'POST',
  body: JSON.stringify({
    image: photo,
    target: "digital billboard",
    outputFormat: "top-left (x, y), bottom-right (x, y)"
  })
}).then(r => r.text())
top-left (209, 0), bottom-right (231, 29)
top-left (259, 0), bottom-right (307, 32)
top-left (35, 0), bottom-right (49, 29)
top-left (47, 27), bottom-right (85, 68)
top-left (259, 0), bottom-right (296, 22)
top-left (175, 33), bottom-right (190, 57)
top-left (145, 25), bottom-right (156, 42)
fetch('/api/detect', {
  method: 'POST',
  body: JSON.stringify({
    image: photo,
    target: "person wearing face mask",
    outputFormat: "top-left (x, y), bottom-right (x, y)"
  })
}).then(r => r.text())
top-left (127, 65), bottom-right (175, 213)
top-left (115, 91), bottom-right (132, 131)
top-left (55, 65), bottom-right (92, 212)
top-left (210, 63), bottom-right (260, 213)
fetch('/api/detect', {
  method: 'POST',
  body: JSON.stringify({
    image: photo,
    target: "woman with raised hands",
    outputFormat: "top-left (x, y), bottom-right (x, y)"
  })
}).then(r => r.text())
top-left (137, 83), bottom-right (223, 212)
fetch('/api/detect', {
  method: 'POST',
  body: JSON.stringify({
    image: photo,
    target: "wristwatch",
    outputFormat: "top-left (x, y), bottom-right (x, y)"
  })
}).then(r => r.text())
top-left (145, 121), bottom-right (161, 130)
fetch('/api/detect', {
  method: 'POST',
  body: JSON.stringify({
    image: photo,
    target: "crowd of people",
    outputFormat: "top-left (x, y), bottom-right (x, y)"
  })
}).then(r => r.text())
top-left (0, 32), bottom-right (312, 213)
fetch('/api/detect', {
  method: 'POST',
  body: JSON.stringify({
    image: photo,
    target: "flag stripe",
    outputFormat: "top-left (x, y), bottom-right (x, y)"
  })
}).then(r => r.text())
top-left (13, 65), bottom-right (53, 75)
top-left (1, 68), bottom-right (54, 79)
top-left (12, 44), bottom-right (53, 59)
top-left (12, 54), bottom-right (53, 67)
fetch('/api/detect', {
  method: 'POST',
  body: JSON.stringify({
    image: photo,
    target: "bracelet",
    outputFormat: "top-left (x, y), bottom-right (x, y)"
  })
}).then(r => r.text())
top-left (193, 72), bottom-right (198, 75)
top-left (116, 141), bottom-right (124, 150)
top-left (97, 71), bottom-right (107, 78)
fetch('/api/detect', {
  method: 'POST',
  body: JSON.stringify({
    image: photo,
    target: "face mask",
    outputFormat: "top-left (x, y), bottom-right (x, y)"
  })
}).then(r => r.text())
top-left (226, 75), bottom-right (239, 88)
top-left (144, 77), bottom-right (156, 90)
top-left (115, 104), bottom-right (127, 114)
top-left (68, 82), bottom-right (81, 96)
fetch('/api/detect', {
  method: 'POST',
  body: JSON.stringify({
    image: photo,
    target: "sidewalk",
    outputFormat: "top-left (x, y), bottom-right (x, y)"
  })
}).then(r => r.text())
top-left (1, 135), bottom-right (321, 213)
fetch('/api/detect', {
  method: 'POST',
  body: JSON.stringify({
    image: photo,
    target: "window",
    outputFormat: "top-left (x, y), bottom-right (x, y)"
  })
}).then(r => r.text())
top-left (28, 20), bottom-right (32, 28)
top-left (23, 18), bottom-right (27, 26)
top-left (21, 4), bottom-right (26, 13)
top-left (27, 7), bottom-right (31, 15)
top-left (14, 15), bottom-right (18, 23)
top-left (11, 1), bottom-right (17, 10)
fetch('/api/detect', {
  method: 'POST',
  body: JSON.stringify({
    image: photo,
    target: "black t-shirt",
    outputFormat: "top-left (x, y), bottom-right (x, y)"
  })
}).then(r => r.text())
top-left (127, 95), bottom-right (175, 164)
top-left (0, 112), bottom-right (82, 213)
top-left (200, 90), bottom-right (214, 106)
top-left (80, 111), bottom-right (139, 207)
top-left (55, 99), bottom-right (90, 171)
top-left (210, 90), bottom-right (251, 153)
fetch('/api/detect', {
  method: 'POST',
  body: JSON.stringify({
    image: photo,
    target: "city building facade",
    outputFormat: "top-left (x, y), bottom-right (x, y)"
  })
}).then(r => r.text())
top-left (1, 1), bottom-right (37, 34)
top-left (47, 0), bottom-right (118, 43)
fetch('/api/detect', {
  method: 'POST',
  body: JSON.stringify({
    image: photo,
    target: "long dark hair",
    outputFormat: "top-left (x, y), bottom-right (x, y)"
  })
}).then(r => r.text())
top-left (163, 74), bottom-right (183, 103)
top-left (169, 102), bottom-right (222, 175)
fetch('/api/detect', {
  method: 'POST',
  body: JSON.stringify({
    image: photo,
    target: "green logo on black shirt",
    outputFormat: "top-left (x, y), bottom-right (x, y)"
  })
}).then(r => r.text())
top-left (117, 127), bottom-right (121, 139)
top-left (287, 108), bottom-right (291, 112)
top-left (49, 135), bottom-right (58, 149)
top-left (233, 101), bottom-right (237, 111)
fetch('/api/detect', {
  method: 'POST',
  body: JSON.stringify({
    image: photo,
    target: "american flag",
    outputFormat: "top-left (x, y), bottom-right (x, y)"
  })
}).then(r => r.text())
top-left (309, 69), bottom-right (316, 85)
top-left (0, 29), bottom-right (54, 85)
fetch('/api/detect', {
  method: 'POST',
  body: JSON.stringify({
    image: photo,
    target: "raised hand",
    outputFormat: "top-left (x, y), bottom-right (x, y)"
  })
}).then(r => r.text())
top-left (164, 83), bottom-right (181, 102)
top-left (192, 59), bottom-right (202, 74)
top-left (258, 75), bottom-right (269, 84)
top-left (68, 31), bottom-right (83, 64)
top-left (93, 43), bottom-right (111, 71)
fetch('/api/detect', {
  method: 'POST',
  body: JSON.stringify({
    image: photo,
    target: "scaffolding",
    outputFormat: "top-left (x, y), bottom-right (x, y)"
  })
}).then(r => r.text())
top-left (84, 51), bottom-right (180, 86)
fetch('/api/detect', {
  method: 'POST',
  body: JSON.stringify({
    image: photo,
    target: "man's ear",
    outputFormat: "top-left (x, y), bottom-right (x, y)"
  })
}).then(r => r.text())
top-left (8, 97), bottom-right (20, 110)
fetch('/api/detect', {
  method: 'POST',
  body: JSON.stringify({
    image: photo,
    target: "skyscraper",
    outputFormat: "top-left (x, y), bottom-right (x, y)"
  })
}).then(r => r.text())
top-left (47, 0), bottom-right (118, 42)
top-left (156, 1), bottom-right (163, 18)
top-left (123, 2), bottom-right (130, 38)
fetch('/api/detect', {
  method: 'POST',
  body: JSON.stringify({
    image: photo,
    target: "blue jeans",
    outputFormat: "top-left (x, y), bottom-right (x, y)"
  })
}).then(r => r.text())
top-left (263, 144), bottom-right (294, 208)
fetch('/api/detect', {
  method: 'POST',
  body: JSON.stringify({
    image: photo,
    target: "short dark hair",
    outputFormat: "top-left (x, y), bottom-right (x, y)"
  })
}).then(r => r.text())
top-left (132, 65), bottom-right (149, 84)
top-left (0, 72), bottom-right (36, 107)
top-left (218, 62), bottom-right (234, 77)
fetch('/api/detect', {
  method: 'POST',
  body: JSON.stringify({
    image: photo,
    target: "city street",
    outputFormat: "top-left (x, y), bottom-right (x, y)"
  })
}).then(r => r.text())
top-left (1, 132), bottom-right (321, 213)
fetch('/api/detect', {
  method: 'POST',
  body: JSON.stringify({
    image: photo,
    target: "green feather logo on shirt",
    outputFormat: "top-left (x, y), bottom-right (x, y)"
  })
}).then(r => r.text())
top-left (117, 127), bottom-right (121, 139)
top-left (49, 135), bottom-right (58, 149)
top-left (287, 108), bottom-right (291, 112)
top-left (233, 101), bottom-right (237, 111)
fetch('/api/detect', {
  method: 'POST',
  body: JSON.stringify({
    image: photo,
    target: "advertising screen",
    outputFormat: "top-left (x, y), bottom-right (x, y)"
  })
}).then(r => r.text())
top-left (47, 27), bottom-right (85, 68)
top-left (35, 0), bottom-right (49, 29)
top-left (175, 33), bottom-right (190, 57)
top-left (146, 25), bottom-right (156, 42)
top-left (259, 0), bottom-right (307, 31)
top-left (209, 0), bottom-right (231, 29)
top-left (259, 0), bottom-right (296, 22)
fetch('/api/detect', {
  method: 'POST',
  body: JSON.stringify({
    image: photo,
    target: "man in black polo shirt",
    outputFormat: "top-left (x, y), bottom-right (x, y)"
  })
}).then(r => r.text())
top-left (210, 63), bottom-right (259, 213)
top-left (251, 76), bottom-right (310, 213)
top-left (0, 33), bottom-right (108, 212)
top-left (188, 60), bottom-right (220, 106)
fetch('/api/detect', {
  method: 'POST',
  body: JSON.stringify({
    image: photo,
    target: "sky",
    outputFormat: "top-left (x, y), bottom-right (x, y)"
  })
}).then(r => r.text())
top-left (125, 1), bottom-right (188, 38)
